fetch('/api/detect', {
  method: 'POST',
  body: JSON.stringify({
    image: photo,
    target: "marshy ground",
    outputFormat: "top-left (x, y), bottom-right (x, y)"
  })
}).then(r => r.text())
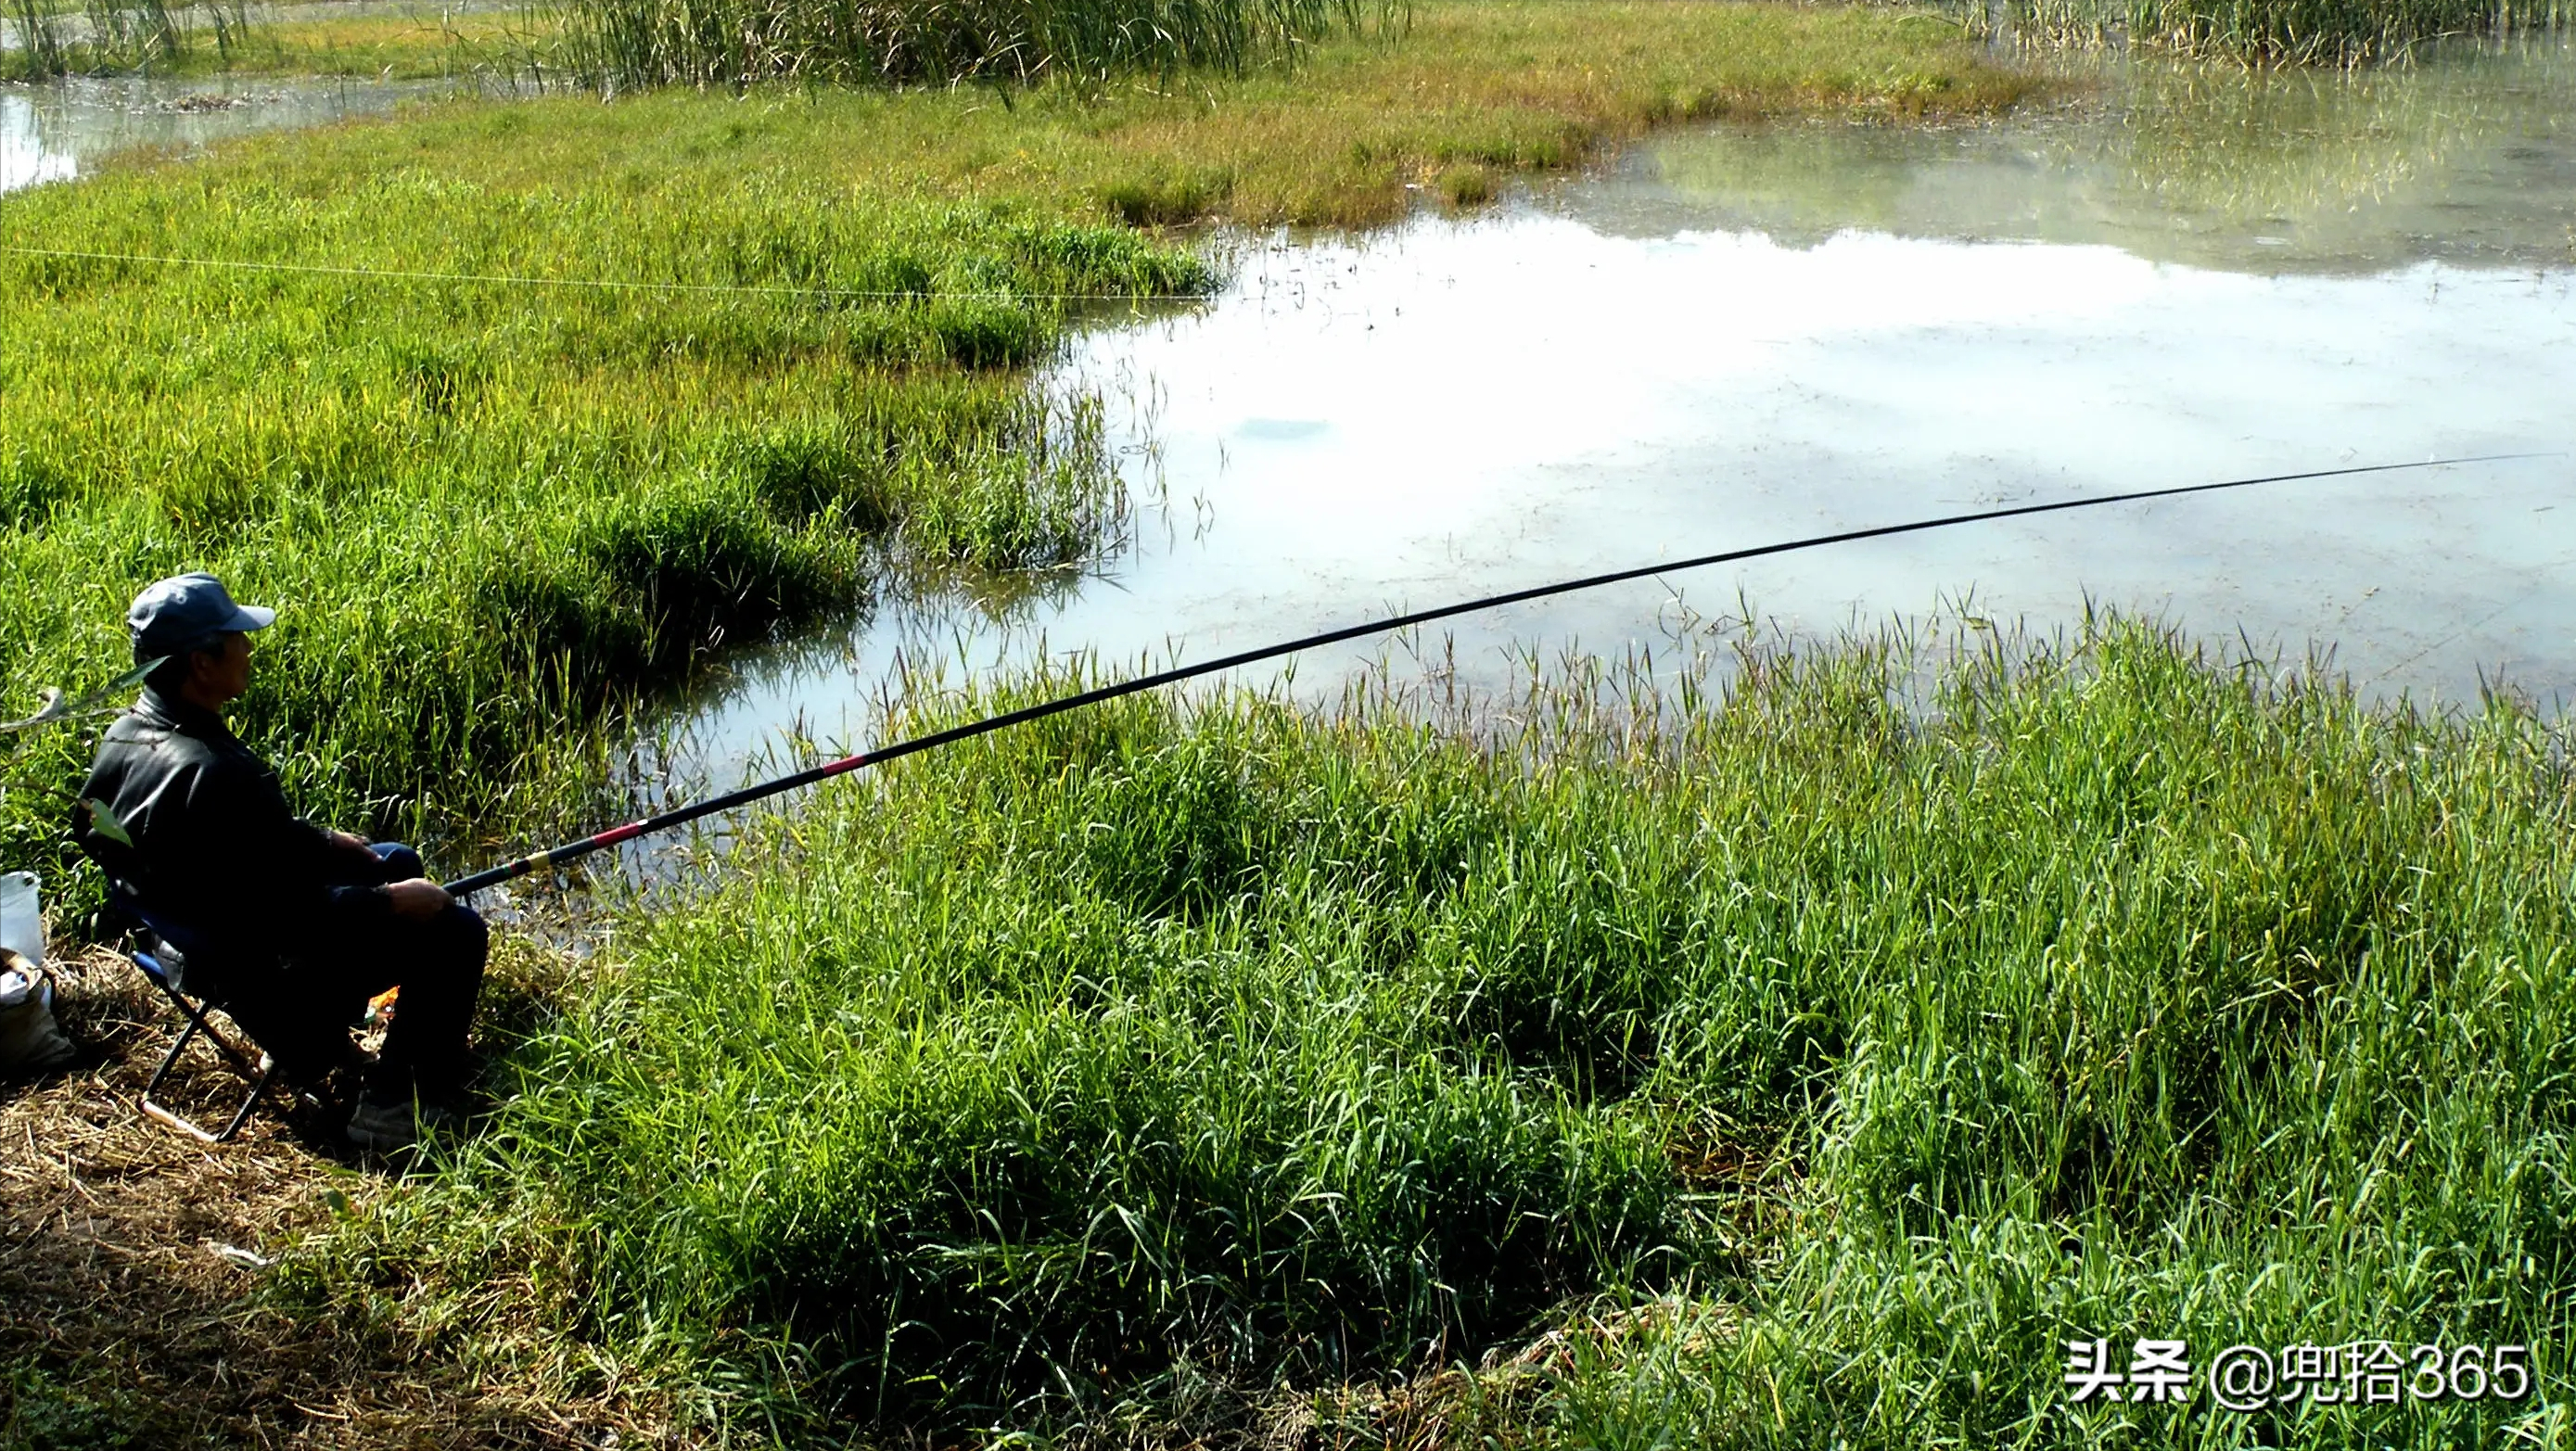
top-left (4, 2), bottom-right (2574, 1446)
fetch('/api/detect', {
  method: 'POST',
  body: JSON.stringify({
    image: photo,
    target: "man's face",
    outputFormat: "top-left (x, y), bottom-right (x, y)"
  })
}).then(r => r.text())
top-left (189, 631), bottom-right (253, 705)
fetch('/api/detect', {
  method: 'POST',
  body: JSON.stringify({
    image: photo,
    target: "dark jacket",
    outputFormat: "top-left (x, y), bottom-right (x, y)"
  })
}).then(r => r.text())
top-left (70, 688), bottom-right (394, 989)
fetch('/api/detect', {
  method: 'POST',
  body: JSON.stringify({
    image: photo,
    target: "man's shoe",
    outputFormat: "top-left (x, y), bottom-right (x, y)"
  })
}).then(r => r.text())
top-left (345, 1093), bottom-right (459, 1152)
top-left (345, 1095), bottom-right (415, 1151)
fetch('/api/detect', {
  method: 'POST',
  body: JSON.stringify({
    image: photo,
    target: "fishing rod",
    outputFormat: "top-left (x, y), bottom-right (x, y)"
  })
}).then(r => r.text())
top-left (442, 452), bottom-right (2554, 898)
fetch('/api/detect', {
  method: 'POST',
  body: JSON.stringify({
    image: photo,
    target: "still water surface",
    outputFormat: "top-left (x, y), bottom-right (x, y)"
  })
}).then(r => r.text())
top-left (1, 70), bottom-right (454, 194)
top-left (664, 40), bottom-right (2576, 789)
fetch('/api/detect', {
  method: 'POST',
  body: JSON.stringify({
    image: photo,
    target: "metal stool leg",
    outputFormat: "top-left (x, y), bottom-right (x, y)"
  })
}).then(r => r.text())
top-left (133, 951), bottom-right (279, 1144)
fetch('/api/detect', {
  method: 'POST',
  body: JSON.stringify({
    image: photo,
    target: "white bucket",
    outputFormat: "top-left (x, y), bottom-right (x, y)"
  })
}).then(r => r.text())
top-left (0, 872), bottom-right (75, 1074)
top-left (0, 871), bottom-right (40, 969)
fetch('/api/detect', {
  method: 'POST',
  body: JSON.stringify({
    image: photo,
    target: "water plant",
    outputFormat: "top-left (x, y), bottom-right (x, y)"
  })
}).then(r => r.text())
top-left (5, 0), bottom-right (68, 76)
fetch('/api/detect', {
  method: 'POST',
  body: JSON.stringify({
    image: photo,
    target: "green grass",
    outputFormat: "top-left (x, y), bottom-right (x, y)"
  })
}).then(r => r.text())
top-left (138, 6), bottom-right (539, 80)
top-left (6, 0), bottom-right (533, 80)
top-left (4, 12), bottom-right (2064, 1438)
top-left (288, 617), bottom-right (2576, 1445)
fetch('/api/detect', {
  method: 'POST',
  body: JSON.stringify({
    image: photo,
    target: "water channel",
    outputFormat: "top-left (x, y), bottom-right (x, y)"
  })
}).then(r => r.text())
top-left (663, 38), bottom-right (2576, 793)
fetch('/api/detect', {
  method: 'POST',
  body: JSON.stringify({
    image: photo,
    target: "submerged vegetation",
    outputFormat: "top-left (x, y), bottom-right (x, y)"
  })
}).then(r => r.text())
top-left (299, 619), bottom-right (2576, 1445)
top-left (1639, 40), bottom-right (2576, 272)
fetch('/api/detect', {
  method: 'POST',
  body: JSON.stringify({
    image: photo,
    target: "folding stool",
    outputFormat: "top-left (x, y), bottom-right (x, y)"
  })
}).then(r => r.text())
top-left (126, 944), bottom-right (279, 1142)
top-left (114, 893), bottom-right (283, 1143)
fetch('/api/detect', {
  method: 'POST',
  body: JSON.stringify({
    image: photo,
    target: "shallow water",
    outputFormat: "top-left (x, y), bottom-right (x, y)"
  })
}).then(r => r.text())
top-left (0, 0), bottom-right (511, 50)
top-left (0, 70), bottom-right (454, 193)
top-left (659, 39), bottom-right (2576, 789)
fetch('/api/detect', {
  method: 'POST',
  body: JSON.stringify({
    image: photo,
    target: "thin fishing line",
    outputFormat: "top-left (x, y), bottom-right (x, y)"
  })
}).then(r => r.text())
top-left (0, 244), bottom-right (1193, 305)
top-left (442, 450), bottom-right (2560, 897)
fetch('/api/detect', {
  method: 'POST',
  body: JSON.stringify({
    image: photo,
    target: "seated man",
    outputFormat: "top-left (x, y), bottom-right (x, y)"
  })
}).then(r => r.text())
top-left (70, 572), bottom-right (487, 1151)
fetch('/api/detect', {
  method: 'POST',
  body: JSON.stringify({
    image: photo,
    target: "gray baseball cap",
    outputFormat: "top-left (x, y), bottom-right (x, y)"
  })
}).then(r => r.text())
top-left (127, 572), bottom-right (275, 663)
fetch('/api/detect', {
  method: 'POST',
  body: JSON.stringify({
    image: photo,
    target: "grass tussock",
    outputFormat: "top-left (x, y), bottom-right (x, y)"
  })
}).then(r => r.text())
top-left (295, 617), bottom-right (2576, 1445)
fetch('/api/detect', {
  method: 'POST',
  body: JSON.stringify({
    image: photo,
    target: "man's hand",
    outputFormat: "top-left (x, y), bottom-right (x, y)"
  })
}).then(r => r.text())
top-left (328, 829), bottom-right (371, 854)
top-left (383, 878), bottom-right (453, 921)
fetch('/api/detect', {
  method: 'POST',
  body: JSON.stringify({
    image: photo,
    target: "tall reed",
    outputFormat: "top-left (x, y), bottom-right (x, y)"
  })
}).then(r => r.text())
top-left (2, 0), bottom-right (255, 74)
top-left (1964, 0), bottom-right (2570, 64)
top-left (542, 0), bottom-right (1405, 91)
top-left (6, 0), bottom-right (67, 77)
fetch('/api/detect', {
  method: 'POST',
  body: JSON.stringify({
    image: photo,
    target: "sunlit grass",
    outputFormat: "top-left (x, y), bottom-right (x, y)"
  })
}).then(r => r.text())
top-left (291, 616), bottom-right (2576, 1445)
top-left (227, 2), bottom-right (2042, 223)
top-left (203, 6), bottom-right (541, 78)
top-left (534, 0), bottom-right (2043, 226)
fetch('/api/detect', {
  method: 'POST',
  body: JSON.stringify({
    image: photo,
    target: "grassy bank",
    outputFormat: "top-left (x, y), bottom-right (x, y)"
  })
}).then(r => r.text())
top-left (3, 6), bottom-right (2069, 1442)
top-left (280, 617), bottom-right (2576, 1445)
top-left (151, 6), bottom-right (536, 80)
top-left (0, 158), bottom-right (1206, 880)
top-left (2, 0), bottom-right (251, 78)
top-left (3, 0), bottom-right (530, 79)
